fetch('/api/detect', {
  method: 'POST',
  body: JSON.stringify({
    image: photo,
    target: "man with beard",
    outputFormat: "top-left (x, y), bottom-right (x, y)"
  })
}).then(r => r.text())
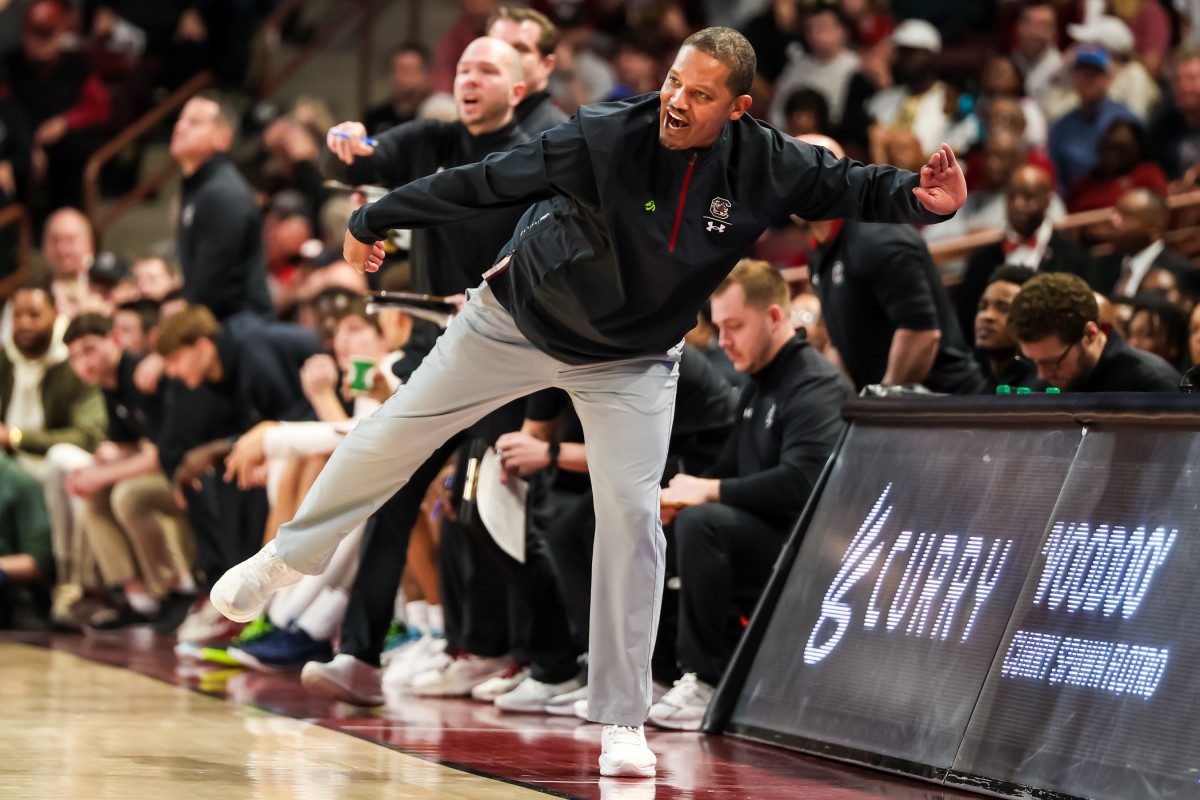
top-left (0, 287), bottom-right (105, 463)
top-left (867, 19), bottom-right (955, 155)
top-left (0, 286), bottom-right (106, 621)
top-left (1009, 272), bottom-right (1179, 392)
top-left (973, 265), bottom-right (1040, 392)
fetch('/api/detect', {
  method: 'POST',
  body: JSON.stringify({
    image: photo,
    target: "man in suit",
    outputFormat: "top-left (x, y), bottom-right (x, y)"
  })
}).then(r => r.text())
top-left (1090, 188), bottom-right (1193, 298)
top-left (957, 165), bottom-right (1091, 337)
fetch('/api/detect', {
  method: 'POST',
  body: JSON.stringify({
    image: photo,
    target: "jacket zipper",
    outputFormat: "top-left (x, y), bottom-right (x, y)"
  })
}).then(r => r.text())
top-left (668, 153), bottom-right (697, 252)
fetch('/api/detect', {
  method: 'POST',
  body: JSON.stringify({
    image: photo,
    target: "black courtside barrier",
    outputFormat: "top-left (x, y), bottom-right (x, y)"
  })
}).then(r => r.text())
top-left (704, 393), bottom-right (1200, 800)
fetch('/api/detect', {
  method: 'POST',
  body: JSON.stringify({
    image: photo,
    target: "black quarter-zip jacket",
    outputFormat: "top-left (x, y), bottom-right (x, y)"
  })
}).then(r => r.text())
top-left (349, 93), bottom-right (953, 365)
top-left (703, 335), bottom-right (853, 528)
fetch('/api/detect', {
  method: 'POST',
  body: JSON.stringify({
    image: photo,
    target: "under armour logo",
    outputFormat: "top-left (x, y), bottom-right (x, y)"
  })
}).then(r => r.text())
top-left (706, 220), bottom-right (727, 233)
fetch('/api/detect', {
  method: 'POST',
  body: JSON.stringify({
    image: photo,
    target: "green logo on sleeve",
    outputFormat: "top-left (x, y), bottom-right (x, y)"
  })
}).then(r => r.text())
top-left (644, 200), bottom-right (656, 212)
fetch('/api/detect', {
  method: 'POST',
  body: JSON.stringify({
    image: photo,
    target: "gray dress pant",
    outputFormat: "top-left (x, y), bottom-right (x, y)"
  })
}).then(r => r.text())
top-left (275, 284), bottom-right (679, 726)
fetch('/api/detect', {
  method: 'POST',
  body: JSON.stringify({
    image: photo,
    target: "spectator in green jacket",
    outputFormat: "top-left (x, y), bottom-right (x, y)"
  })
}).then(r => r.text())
top-left (0, 285), bottom-right (106, 624)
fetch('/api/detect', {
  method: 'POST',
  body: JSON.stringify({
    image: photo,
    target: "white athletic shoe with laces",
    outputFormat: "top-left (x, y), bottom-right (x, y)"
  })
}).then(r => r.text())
top-left (546, 684), bottom-right (588, 716)
top-left (599, 724), bottom-right (657, 777)
top-left (210, 540), bottom-right (303, 623)
top-left (471, 664), bottom-right (531, 702)
top-left (646, 672), bottom-right (714, 731)
top-left (495, 675), bottom-right (584, 713)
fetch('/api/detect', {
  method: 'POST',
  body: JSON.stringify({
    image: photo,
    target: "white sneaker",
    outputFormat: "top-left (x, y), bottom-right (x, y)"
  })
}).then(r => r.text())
top-left (210, 541), bottom-right (303, 623)
top-left (599, 725), bottom-right (656, 778)
top-left (176, 599), bottom-right (244, 644)
top-left (470, 664), bottom-right (531, 702)
top-left (383, 635), bottom-right (449, 690)
top-left (547, 685), bottom-right (588, 716)
top-left (574, 697), bottom-right (590, 721)
top-left (409, 653), bottom-right (513, 697)
top-left (495, 675), bottom-right (584, 713)
top-left (301, 654), bottom-right (384, 706)
top-left (647, 673), bottom-right (714, 731)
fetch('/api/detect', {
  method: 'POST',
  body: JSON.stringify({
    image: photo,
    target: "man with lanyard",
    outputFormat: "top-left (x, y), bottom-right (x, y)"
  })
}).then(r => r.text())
top-left (214, 27), bottom-right (968, 778)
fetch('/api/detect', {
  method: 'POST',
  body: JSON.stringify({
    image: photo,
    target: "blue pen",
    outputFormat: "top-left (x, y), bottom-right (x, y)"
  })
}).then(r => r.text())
top-left (332, 130), bottom-right (379, 147)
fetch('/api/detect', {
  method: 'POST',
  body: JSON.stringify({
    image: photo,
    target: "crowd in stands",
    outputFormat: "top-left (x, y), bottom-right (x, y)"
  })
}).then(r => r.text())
top-left (3, 0), bottom-right (1200, 733)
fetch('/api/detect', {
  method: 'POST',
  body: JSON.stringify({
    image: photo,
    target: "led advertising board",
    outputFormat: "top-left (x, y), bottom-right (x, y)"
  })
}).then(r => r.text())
top-left (723, 410), bottom-right (1200, 800)
top-left (950, 430), bottom-right (1200, 800)
top-left (727, 423), bottom-right (1082, 774)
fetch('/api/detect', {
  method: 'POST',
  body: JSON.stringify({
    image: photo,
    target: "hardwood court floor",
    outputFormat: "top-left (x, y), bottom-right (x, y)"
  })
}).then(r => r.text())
top-left (0, 633), bottom-right (983, 800)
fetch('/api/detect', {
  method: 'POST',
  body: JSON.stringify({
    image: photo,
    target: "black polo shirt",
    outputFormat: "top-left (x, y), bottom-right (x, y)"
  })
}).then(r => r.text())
top-left (809, 220), bottom-right (985, 395)
top-left (1079, 332), bottom-right (1181, 393)
top-left (103, 352), bottom-right (164, 445)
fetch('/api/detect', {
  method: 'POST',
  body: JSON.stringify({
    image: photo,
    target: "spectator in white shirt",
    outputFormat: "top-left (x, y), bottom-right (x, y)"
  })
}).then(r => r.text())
top-left (769, 2), bottom-right (861, 132)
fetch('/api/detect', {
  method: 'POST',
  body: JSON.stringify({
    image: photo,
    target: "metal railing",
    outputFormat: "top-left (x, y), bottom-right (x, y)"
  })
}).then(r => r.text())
top-left (0, 203), bottom-right (32, 301)
top-left (82, 70), bottom-right (214, 235)
top-left (926, 189), bottom-right (1200, 276)
top-left (83, 0), bottom-right (410, 239)
top-left (780, 190), bottom-right (1200, 288)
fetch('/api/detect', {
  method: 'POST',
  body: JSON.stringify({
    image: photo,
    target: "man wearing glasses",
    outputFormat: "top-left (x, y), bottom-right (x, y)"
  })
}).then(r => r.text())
top-left (1008, 273), bottom-right (1180, 392)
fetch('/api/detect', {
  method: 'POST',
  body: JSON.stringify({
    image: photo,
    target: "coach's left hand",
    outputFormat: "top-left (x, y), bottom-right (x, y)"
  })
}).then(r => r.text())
top-left (914, 143), bottom-right (966, 216)
top-left (344, 230), bottom-right (386, 273)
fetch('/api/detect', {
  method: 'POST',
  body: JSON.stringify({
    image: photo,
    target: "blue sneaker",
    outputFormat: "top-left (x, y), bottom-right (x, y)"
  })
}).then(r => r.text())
top-left (228, 628), bottom-right (333, 673)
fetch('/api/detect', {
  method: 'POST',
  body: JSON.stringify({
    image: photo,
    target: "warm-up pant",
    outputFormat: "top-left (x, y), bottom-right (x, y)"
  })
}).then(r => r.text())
top-left (275, 284), bottom-right (679, 726)
top-left (673, 503), bottom-right (787, 686)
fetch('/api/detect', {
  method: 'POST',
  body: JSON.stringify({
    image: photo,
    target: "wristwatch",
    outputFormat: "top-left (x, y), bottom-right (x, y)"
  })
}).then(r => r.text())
top-left (8, 427), bottom-right (21, 451)
top-left (547, 440), bottom-right (560, 469)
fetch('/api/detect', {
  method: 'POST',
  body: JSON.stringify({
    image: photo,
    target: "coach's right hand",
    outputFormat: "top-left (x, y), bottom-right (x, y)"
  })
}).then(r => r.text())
top-left (327, 121), bottom-right (375, 164)
top-left (344, 230), bottom-right (386, 273)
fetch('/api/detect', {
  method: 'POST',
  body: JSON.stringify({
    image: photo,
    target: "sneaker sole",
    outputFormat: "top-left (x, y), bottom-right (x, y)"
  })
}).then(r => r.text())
top-left (598, 756), bottom-right (656, 778)
top-left (301, 666), bottom-right (384, 706)
top-left (226, 647), bottom-right (297, 674)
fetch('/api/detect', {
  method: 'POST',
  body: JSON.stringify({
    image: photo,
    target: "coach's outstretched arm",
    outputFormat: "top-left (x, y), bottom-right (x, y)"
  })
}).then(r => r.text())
top-left (787, 140), bottom-right (967, 224)
top-left (342, 119), bottom-right (593, 271)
